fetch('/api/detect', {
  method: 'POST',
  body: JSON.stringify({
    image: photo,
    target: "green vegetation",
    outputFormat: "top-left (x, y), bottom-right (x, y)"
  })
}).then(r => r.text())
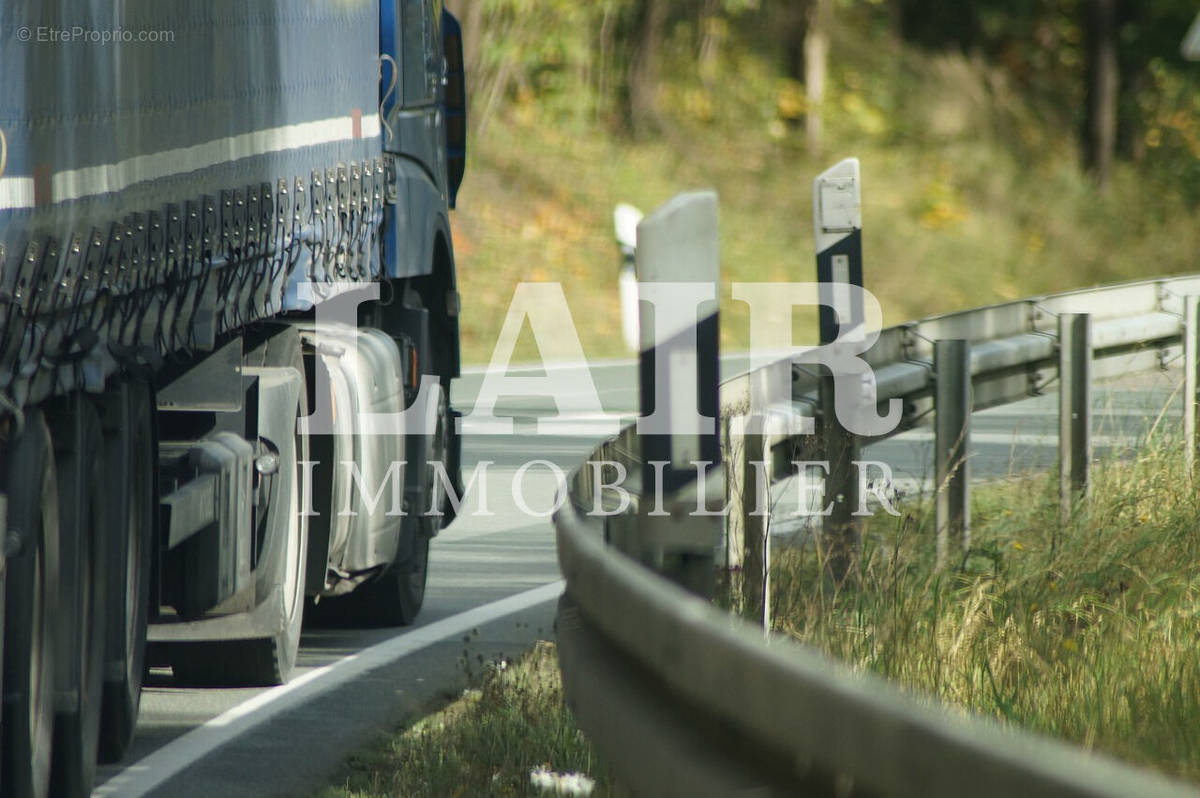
top-left (315, 436), bottom-right (1200, 793)
top-left (316, 423), bottom-right (1200, 792)
top-left (772, 427), bottom-right (1200, 783)
top-left (447, 0), bottom-right (1200, 364)
top-left (313, 641), bottom-right (611, 798)
top-left (318, 4), bottom-right (1200, 790)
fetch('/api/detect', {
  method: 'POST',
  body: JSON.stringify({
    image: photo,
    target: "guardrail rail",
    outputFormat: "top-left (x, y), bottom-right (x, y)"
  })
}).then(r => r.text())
top-left (553, 183), bottom-right (1200, 798)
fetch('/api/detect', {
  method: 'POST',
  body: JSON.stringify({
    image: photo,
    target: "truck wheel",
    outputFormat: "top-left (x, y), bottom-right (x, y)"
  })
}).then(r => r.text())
top-left (428, 379), bottom-right (452, 529)
top-left (171, 329), bottom-right (308, 686)
top-left (249, 331), bottom-right (309, 683)
top-left (48, 396), bottom-right (108, 797)
top-left (352, 519), bottom-right (431, 627)
top-left (98, 379), bottom-right (153, 763)
top-left (347, 380), bottom-right (444, 627)
top-left (1, 410), bottom-right (60, 798)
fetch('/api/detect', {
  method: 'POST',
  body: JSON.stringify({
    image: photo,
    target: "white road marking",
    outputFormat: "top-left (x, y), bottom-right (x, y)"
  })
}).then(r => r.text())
top-left (92, 580), bottom-right (565, 798)
top-left (977, 408), bottom-right (1178, 418)
top-left (460, 359), bottom-right (636, 375)
top-left (457, 352), bottom-right (749, 377)
top-left (886, 431), bottom-right (1131, 448)
top-left (460, 412), bottom-right (633, 436)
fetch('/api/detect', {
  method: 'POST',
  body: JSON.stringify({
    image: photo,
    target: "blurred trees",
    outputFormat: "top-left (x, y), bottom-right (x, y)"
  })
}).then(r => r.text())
top-left (778, 0), bottom-right (832, 155)
top-left (443, 0), bottom-right (763, 135)
top-left (625, 0), bottom-right (668, 134)
top-left (442, 0), bottom-right (1200, 192)
top-left (804, 0), bottom-right (833, 156)
top-left (890, 0), bottom-right (1197, 187)
top-left (1083, 0), bottom-right (1118, 185)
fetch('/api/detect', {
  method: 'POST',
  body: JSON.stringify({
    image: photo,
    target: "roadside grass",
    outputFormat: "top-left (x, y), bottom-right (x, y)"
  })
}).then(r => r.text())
top-left (315, 406), bottom-right (1200, 791)
top-left (313, 640), bottom-right (612, 798)
top-left (772, 428), bottom-right (1200, 783)
top-left (452, 16), bottom-right (1200, 366)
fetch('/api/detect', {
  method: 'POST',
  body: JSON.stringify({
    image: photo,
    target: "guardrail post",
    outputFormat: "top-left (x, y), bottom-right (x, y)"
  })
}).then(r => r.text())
top-left (722, 416), bottom-right (745, 574)
top-left (723, 415), bottom-right (765, 621)
top-left (739, 422), bottom-right (770, 626)
top-left (631, 191), bottom-right (723, 598)
top-left (1185, 296), bottom-right (1200, 473)
top-left (1059, 313), bottom-right (1092, 528)
top-left (935, 339), bottom-right (971, 568)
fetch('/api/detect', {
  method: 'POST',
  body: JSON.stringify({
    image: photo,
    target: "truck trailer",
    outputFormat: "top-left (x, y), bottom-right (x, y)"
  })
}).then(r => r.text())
top-left (0, 1), bottom-right (467, 795)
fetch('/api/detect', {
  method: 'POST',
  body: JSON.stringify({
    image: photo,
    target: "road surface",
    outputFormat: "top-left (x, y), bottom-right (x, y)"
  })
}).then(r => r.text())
top-left (94, 358), bottom-right (1182, 796)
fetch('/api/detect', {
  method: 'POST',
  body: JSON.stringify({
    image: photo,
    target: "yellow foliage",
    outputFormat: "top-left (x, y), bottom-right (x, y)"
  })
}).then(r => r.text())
top-left (840, 92), bottom-right (889, 137)
top-left (918, 175), bottom-right (969, 230)
top-left (1026, 231), bottom-right (1045, 255)
top-left (683, 89), bottom-right (716, 123)
top-left (776, 79), bottom-right (806, 121)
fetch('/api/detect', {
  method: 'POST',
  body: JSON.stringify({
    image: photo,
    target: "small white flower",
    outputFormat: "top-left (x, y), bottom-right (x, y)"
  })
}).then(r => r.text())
top-left (530, 766), bottom-right (556, 791)
top-left (560, 772), bottom-right (596, 795)
top-left (529, 766), bottom-right (595, 796)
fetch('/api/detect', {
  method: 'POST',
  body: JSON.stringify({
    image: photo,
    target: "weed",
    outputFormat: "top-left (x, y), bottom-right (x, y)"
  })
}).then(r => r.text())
top-left (773, 425), bottom-right (1200, 782)
top-left (314, 642), bottom-right (613, 798)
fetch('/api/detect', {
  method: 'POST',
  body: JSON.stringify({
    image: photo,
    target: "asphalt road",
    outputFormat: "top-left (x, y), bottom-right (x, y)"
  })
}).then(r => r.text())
top-left (93, 359), bottom-right (655, 798)
top-left (772, 366), bottom-right (1183, 535)
top-left (93, 357), bottom-right (1182, 797)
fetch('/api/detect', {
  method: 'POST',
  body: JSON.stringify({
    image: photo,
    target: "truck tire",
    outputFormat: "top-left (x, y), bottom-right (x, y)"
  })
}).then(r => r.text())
top-left (98, 379), bottom-right (154, 763)
top-left (428, 379), bottom-right (453, 530)
top-left (248, 330), bottom-right (310, 683)
top-left (48, 396), bottom-right (109, 797)
top-left (349, 520), bottom-right (431, 627)
top-left (346, 380), bottom-right (445, 627)
top-left (170, 329), bottom-right (308, 685)
top-left (1, 410), bottom-right (60, 798)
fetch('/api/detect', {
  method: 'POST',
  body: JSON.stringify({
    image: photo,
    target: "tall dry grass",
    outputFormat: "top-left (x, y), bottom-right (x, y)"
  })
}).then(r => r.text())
top-left (773, 426), bottom-right (1200, 782)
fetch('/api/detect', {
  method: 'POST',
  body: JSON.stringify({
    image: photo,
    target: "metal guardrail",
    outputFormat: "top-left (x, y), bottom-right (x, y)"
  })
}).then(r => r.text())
top-left (556, 510), bottom-right (1198, 798)
top-left (554, 188), bottom-right (1200, 796)
top-left (789, 275), bottom-right (1200, 432)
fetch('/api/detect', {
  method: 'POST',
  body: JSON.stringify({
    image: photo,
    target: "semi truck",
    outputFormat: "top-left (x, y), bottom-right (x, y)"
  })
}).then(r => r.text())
top-left (0, 1), bottom-right (467, 795)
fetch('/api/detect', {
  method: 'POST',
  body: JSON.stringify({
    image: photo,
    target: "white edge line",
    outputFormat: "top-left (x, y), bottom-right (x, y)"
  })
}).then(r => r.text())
top-left (457, 352), bottom-right (751, 377)
top-left (459, 358), bottom-right (638, 376)
top-left (886, 431), bottom-right (1133, 448)
top-left (93, 580), bottom-right (565, 798)
top-left (459, 414), bottom-right (633, 437)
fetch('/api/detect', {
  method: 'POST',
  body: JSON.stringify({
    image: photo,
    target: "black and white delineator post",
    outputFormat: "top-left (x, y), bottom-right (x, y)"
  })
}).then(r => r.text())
top-left (627, 191), bottom-right (722, 597)
top-left (815, 158), bottom-right (865, 345)
top-left (814, 158), bottom-right (864, 582)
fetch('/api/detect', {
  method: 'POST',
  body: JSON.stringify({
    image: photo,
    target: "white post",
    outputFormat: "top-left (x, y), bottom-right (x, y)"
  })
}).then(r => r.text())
top-left (631, 192), bottom-right (722, 598)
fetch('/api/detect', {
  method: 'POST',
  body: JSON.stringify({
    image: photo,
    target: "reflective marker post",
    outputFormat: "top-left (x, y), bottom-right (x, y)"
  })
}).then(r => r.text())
top-left (814, 158), bottom-right (864, 583)
top-left (627, 191), bottom-right (722, 598)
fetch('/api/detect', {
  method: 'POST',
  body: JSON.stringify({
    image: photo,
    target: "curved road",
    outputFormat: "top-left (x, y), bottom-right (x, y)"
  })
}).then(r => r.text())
top-left (93, 357), bottom-right (1180, 796)
top-left (93, 360), bottom-right (648, 798)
